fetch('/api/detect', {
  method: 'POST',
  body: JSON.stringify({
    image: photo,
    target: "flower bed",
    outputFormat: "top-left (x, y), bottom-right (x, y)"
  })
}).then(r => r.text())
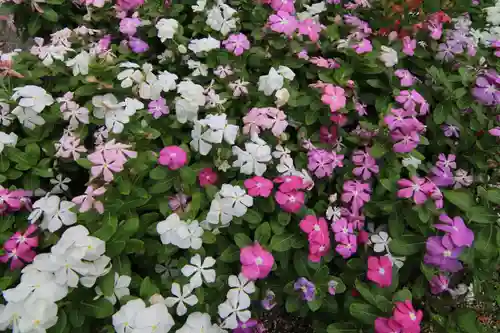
top-left (0, 0), bottom-right (499, 333)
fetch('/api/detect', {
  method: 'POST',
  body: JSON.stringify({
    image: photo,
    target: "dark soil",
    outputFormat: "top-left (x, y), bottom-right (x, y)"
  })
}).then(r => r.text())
top-left (260, 308), bottom-right (314, 333)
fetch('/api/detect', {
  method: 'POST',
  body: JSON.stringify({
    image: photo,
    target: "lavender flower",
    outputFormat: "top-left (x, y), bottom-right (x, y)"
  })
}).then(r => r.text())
top-left (442, 124), bottom-right (460, 138)
top-left (453, 169), bottom-right (473, 189)
top-left (129, 37), bottom-right (149, 53)
top-left (424, 236), bottom-right (464, 273)
top-left (148, 98), bottom-right (169, 119)
top-left (294, 277), bottom-right (315, 301)
top-left (472, 70), bottom-right (500, 106)
top-left (435, 214), bottom-right (474, 248)
top-left (261, 289), bottom-right (277, 310)
top-left (328, 280), bottom-right (338, 295)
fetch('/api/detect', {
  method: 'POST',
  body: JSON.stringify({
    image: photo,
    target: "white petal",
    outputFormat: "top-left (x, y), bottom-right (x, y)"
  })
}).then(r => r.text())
top-left (181, 264), bottom-right (197, 277)
top-left (189, 272), bottom-right (203, 288)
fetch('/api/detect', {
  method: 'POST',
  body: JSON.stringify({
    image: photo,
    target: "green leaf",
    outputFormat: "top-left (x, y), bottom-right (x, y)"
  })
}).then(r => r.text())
top-left (113, 217), bottom-right (140, 241)
top-left (485, 188), bottom-right (500, 204)
top-left (466, 206), bottom-right (497, 224)
top-left (93, 213), bottom-right (118, 241)
top-left (125, 239), bottom-right (144, 253)
top-left (48, 309), bottom-right (67, 333)
top-left (139, 277), bottom-right (159, 299)
top-left (355, 279), bottom-right (377, 307)
top-left (98, 270), bottom-right (116, 297)
top-left (327, 323), bottom-right (358, 333)
top-left (76, 158), bottom-right (92, 169)
top-left (443, 190), bottom-right (474, 212)
top-left (305, 109), bottom-right (318, 125)
top-left (254, 222), bottom-right (271, 245)
top-left (277, 212), bottom-right (291, 226)
top-left (149, 167), bottom-right (167, 180)
top-left (349, 301), bottom-right (380, 325)
top-left (389, 234), bottom-right (425, 255)
top-left (149, 177), bottom-right (174, 194)
top-left (41, 6), bottom-right (59, 22)
top-left (219, 245), bottom-right (240, 263)
top-left (270, 234), bottom-right (294, 252)
top-left (28, 17), bottom-right (41, 35)
top-left (455, 309), bottom-right (479, 333)
top-left (285, 295), bottom-right (301, 313)
top-left (370, 142), bottom-right (387, 158)
top-left (243, 209), bottom-right (262, 224)
top-left (388, 207), bottom-right (404, 238)
top-left (25, 143), bottom-right (40, 165)
top-left (308, 298), bottom-right (323, 312)
top-left (392, 288), bottom-right (412, 302)
top-left (293, 251), bottom-right (310, 278)
top-left (234, 233), bottom-right (253, 248)
top-left (81, 299), bottom-right (114, 318)
top-left (180, 166), bottom-right (196, 185)
top-left (69, 310), bottom-right (85, 328)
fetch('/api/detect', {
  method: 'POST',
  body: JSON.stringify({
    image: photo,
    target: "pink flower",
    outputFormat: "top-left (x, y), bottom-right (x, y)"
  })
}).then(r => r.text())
top-left (429, 275), bottom-right (449, 295)
top-left (0, 188), bottom-right (32, 214)
top-left (331, 218), bottom-right (353, 243)
top-left (352, 150), bottom-right (379, 180)
top-left (297, 18), bottom-right (323, 42)
top-left (489, 127), bottom-right (500, 136)
top-left (0, 243), bottom-right (36, 270)
top-left (395, 69), bottom-right (416, 87)
top-left (395, 90), bottom-right (429, 115)
top-left (308, 230), bottom-right (330, 262)
top-left (120, 17), bottom-right (141, 36)
top-left (308, 149), bottom-right (344, 178)
top-left (299, 215), bottom-right (328, 238)
top-left (116, 0), bottom-right (144, 11)
top-left (367, 256), bottom-right (393, 288)
top-left (391, 128), bottom-right (420, 153)
top-left (274, 176), bottom-right (304, 193)
top-left (341, 180), bottom-right (371, 213)
top-left (321, 85), bottom-right (346, 113)
top-left (198, 168), bottom-right (218, 187)
top-left (374, 318), bottom-right (402, 333)
top-left (240, 243), bottom-right (274, 280)
top-left (158, 146), bottom-right (187, 170)
top-left (397, 177), bottom-right (432, 205)
top-left (352, 38), bottom-right (373, 54)
top-left (72, 186), bottom-right (106, 214)
top-left (245, 176), bottom-right (274, 197)
top-left (243, 108), bottom-right (265, 136)
top-left (264, 107), bottom-right (288, 137)
top-left (297, 49), bottom-right (309, 60)
top-left (89, 151), bottom-right (124, 182)
top-left (402, 36), bottom-right (417, 56)
top-left (335, 234), bottom-right (357, 259)
top-left (270, 0), bottom-right (295, 13)
top-left (275, 190), bottom-right (305, 213)
top-left (268, 11), bottom-right (298, 36)
top-left (393, 300), bottom-right (423, 330)
top-left (223, 33), bottom-right (250, 56)
top-left (4, 225), bottom-right (38, 250)
top-left (148, 98), bottom-right (169, 119)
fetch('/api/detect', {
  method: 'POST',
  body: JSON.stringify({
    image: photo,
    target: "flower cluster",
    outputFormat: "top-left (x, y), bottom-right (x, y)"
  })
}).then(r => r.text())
top-left (300, 215), bottom-right (331, 262)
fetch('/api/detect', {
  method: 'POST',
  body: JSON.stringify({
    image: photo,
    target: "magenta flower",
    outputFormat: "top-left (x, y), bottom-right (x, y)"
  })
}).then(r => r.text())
top-left (244, 176), bottom-right (274, 197)
top-left (223, 33), bottom-right (250, 56)
top-left (331, 218), bottom-right (353, 243)
top-left (341, 180), bottom-right (371, 213)
top-left (261, 289), bottom-right (277, 310)
top-left (308, 149), bottom-right (343, 178)
top-left (424, 236), bottom-right (464, 272)
top-left (320, 125), bottom-right (338, 145)
top-left (4, 225), bottom-right (38, 250)
top-left (198, 168), bottom-right (218, 187)
top-left (297, 18), bottom-right (323, 42)
top-left (395, 90), bottom-right (429, 115)
top-left (402, 36), bottom-right (417, 56)
top-left (352, 150), bottom-right (379, 180)
top-left (384, 108), bottom-right (422, 132)
top-left (436, 214), bottom-right (474, 248)
top-left (436, 154), bottom-right (456, 170)
top-left (234, 319), bottom-right (258, 333)
top-left (148, 98), bottom-right (169, 119)
top-left (393, 300), bottom-right (423, 330)
top-left (307, 232), bottom-right (330, 262)
top-left (274, 175), bottom-right (304, 193)
top-left (430, 166), bottom-right (454, 187)
top-left (120, 17), bottom-right (141, 36)
top-left (72, 186), bottom-right (106, 214)
top-left (97, 34), bottom-right (112, 54)
top-left (294, 277), bottom-right (315, 301)
top-left (391, 128), bottom-right (420, 153)
top-left (268, 11), bottom-right (298, 36)
top-left (335, 234), bottom-right (357, 259)
top-left (472, 71), bottom-right (500, 106)
top-left (367, 256), bottom-right (392, 288)
top-left (374, 318), bottom-right (403, 333)
top-left (275, 190), bottom-right (305, 213)
top-left (158, 146), bottom-right (187, 170)
top-left (355, 101), bottom-right (367, 116)
top-left (0, 243), bottom-right (36, 270)
top-left (240, 243), bottom-right (274, 280)
top-left (395, 69), bottom-right (415, 87)
top-left (117, 0), bottom-right (144, 11)
top-left (429, 275), bottom-right (449, 295)
top-left (397, 176), bottom-right (432, 205)
top-left (321, 85), bottom-right (346, 113)
top-left (297, 49), bottom-right (309, 60)
top-left (270, 0), bottom-right (295, 13)
top-left (0, 188), bottom-right (32, 214)
top-left (129, 37), bottom-right (149, 53)
top-left (352, 38), bottom-right (373, 54)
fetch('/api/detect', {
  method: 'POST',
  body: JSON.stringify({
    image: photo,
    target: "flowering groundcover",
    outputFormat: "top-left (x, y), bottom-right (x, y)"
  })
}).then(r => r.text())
top-left (0, 0), bottom-right (499, 333)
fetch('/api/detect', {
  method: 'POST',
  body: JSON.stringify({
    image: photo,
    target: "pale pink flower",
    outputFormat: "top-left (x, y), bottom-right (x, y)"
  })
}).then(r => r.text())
top-left (297, 18), bottom-right (323, 42)
top-left (88, 151), bottom-right (124, 182)
top-left (223, 33), bottom-right (251, 56)
top-left (321, 85), bottom-right (346, 113)
top-left (72, 186), bottom-right (106, 214)
top-left (268, 11), bottom-right (298, 36)
top-left (395, 69), bottom-right (416, 87)
top-left (402, 36), bottom-right (417, 56)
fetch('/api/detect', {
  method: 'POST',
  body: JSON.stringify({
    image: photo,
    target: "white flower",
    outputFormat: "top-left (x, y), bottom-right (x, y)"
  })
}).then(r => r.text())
top-left (0, 302), bottom-right (25, 332)
top-left (214, 65), bottom-right (234, 78)
top-left (12, 85), bottom-right (54, 113)
top-left (205, 197), bottom-right (233, 225)
top-left (379, 46), bottom-right (398, 67)
top-left (175, 220), bottom-right (204, 250)
top-left (275, 88), bottom-right (290, 107)
top-left (232, 134), bottom-right (272, 176)
top-left (181, 254), bottom-right (216, 288)
top-left (157, 70), bottom-right (178, 92)
top-left (66, 50), bottom-right (91, 76)
top-left (112, 299), bottom-right (146, 333)
top-left (190, 122), bottom-right (213, 155)
top-left (0, 102), bottom-right (14, 126)
top-left (3, 270), bottom-right (68, 303)
top-left (227, 274), bottom-right (255, 305)
top-left (31, 253), bottom-right (89, 288)
top-left (370, 231), bottom-right (391, 253)
top-left (17, 299), bottom-right (58, 333)
top-left (206, 3), bottom-right (237, 36)
top-left (177, 80), bottom-right (206, 106)
top-left (156, 18), bottom-right (179, 42)
top-left (402, 155), bottom-right (422, 169)
top-left (297, 1), bottom-right (327, 20)
top-left (117, 62), bottom-right (144, 88)
top-left (218, 296), bottom-right (251, 329)
top-left (176, 312), bottom-right (226, 333)
top-left (218, 184), bottom-right (253, 217)
top-left (29, 195), bottom-right (77, 232)
top-left (188, 59), bottom-right (209, 76)
top-left (0, 132), bottom-right (17, 154)
top-left (205, 89), bottom-right (228, 109)
top-left (95, 273), bottom-right (131, 305)
top-left (277, 66), bottom-right (295, 80)
top-left (113, 300), bottom-right (174, 333)
top-left (199, 113), bottom-right (238, 145)
top-left (192, 0), bottom-right (207, 12)
top-left (386, 252), bottom-right (406, 269)
top-left (79, 255), bottom-right (111, 287)
top-left (258, 68), bottom-right (284, 96)
top-left (326, 206), bottom-right (342, 221)
top-left (157, 213), bottom-right (188, 246)
top-left (188, 37), bottom-right (221, 53)
top-left (166, 283), bottom-right (199, 316)
top-left (11, 107), bottom-right (45, 129)
top-left (175, 98), bottom-right (200, 124)
top-left (92, 94), bottom-right (143, 133)
top-left (272, 144), bottom-right (291, 159)
top-left (228, 79), bottom-right (249, 97)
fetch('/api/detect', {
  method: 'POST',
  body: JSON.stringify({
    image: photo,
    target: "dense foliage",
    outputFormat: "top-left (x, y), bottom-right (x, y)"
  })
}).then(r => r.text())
top-left (0, 0), bottom-right (499, 333)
